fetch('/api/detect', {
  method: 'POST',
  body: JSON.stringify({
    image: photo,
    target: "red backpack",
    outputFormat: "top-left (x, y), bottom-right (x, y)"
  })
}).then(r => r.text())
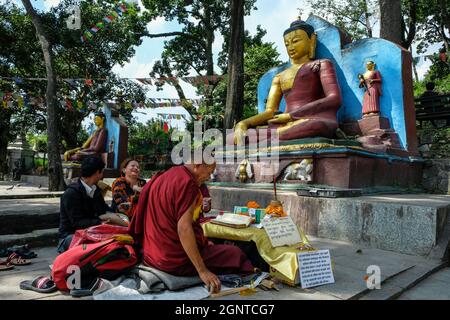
top-left (69, 224), bottom-right (129, 249)
top-left (51, 239), bottom-right (137, 291)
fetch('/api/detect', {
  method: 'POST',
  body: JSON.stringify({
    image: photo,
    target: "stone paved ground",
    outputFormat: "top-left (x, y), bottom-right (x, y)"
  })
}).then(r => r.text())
top-left (0, 237), bottom-right (444, 300)
top-left (397, 267), bottom-right (450, 300)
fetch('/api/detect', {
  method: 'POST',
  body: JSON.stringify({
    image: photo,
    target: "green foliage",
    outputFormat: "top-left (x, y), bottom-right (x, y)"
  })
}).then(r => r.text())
top-left (27, 134), bottom-right (48, 152)
top-left (243, 42), bottom-right (282, 117)
top-left (34, 158), bottom-right (48, 168)
top-left (143, 0), bottom-right (257, 104)
top-left (209, 27), bottom-right (282, 129)
top-left (414, 55), bottom-right (450, 97)
top-left (128, 120), bottom-right (173, 157)
top-left (307, 0), bottom-right (443, 50)
top-left (307, 0), bottom-right (376, 40)
top-left (413, 0), bottom-right (450, 54)
top-left (0, 0), bottom-right (149, 148)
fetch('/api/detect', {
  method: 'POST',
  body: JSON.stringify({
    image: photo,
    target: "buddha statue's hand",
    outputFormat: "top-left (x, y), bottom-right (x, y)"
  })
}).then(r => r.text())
top-left (63, 147), bottom-right (81, 161)
top-left (268, 113), bottom-right (292, 124)
top-left (233, 122), bottom-right (248, 145)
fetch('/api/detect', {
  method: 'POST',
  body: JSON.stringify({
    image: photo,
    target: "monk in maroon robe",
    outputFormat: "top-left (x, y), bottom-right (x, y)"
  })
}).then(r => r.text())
top-left (128, 161), bottom-right (254, 293)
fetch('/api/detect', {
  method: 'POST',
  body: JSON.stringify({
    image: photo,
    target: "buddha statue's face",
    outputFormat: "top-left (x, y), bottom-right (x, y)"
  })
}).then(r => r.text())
top-left (284, 29), bottom-right (311, 61)
top-left (94, 115), bottom-right (104, 127)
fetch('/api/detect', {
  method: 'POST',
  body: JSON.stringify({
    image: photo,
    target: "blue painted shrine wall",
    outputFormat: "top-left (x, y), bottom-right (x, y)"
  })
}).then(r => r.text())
top-left (103, 106), bottom-right (121, 168)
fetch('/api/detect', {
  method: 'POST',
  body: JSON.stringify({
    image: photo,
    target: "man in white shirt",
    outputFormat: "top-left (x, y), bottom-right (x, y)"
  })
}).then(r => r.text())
top-left (58, 157), bottom-right (126, 253)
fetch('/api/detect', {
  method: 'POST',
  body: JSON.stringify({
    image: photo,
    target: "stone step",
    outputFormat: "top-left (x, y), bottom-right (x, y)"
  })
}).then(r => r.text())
top-left (0, 192), bottom-right (63, 200)
top-left (0, 198), bottom-right (60, 235)
top-left (210, 187), bottom-right (450, 258)
top-left (0, 228), bottom-right (59, 249)
top-left (358, 260), bottom-right (447, 300)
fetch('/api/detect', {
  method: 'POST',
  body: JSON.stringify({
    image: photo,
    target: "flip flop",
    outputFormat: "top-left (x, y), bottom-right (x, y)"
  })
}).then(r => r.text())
top-left (20, 275), bottom-right (57, 293)
top-left (0, 262), bottom-right (14, 271)
top-left (7, 246), bottom-right (37, 259)
top-left (70, 278), bottom-right (102, 298)
top-left (7, 253), bottom-right (31, 266)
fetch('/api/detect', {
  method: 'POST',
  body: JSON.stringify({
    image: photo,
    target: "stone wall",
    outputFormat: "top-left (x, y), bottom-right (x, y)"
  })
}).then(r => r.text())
top-left (209, 186), bottom-right (450, 257)
top-left (417, 126), bottom-right (450, 194)
top-left (423, 160), bottom-right (450, 195)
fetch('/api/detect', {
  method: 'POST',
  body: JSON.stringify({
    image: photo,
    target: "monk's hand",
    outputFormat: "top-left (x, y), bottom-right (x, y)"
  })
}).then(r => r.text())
top-left (100, 213), bottom-right (128, 227)
top-left (118, 202), bottom-right (131, 213)
top-left (200, 269), bottom-right (221, 294)
top-left (233, 122), bottom-right (248, 146)
top-left (268, 113), bottom-right (292, 124)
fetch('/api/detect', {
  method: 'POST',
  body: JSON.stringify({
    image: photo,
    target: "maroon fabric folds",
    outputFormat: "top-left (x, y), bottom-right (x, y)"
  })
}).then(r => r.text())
top-left (128, 166), bottom-right (205, 273)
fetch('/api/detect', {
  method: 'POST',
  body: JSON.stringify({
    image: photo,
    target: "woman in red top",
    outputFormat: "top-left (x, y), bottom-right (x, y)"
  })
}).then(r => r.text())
top-left (111, 158), bottom-right (146, 218)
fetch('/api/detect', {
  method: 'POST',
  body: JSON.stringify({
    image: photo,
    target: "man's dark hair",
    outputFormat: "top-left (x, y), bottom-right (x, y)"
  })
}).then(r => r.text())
top-left (81, 156), bottom-right (105, 177)
top-left (283, 20), bottom-right (315, 38)
top-left (426, 82), bottom-right (435, 91)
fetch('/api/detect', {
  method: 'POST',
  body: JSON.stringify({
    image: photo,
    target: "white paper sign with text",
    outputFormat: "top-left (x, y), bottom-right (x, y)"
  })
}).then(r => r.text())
top-left (263, 216), bottom-right (301, 247)
top-left (298, 249), bottom-right (335, 289)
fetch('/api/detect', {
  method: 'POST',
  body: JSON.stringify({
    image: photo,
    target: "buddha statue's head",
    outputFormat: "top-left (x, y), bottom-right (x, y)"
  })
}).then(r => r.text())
top-left (94, 111), bottom-right (106, 128)
top-left (283, 20), bottom-right (317, 62)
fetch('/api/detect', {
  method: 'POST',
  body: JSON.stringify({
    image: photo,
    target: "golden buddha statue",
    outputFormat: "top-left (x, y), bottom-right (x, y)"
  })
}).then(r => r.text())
top-left (64, 111), bottom-right (108, 162)
top-left (232, 20), bottom-right (342, 145)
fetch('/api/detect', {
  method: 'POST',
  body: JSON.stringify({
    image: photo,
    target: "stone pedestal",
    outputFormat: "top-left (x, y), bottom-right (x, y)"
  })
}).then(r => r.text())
top-left (208, 187), bottom-right (450, 257)
top-left (358, 115), bottom-right (390, 133)
top-left (214, 138), bottom-right (423, 189)
top-left (62, 164), bottom-right (119, 180)
top-left (347, 115), bottom-right (405, 155)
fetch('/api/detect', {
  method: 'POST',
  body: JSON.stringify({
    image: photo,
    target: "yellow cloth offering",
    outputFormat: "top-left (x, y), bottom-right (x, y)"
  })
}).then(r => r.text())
top-left (202, 222), bottom-right (314, 284)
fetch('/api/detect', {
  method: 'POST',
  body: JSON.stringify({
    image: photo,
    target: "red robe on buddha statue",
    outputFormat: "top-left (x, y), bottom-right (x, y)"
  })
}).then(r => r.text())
top-left (273, 59), bottom-right (342, 140)
top-left (69, 128), bottom-right (107, 161)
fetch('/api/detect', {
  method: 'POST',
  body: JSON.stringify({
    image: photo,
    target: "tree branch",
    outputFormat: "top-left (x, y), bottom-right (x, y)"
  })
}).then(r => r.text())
top-left (403, 0), bottom-right (417, 49)
top-left (146, 31), bottom-right (207, 50)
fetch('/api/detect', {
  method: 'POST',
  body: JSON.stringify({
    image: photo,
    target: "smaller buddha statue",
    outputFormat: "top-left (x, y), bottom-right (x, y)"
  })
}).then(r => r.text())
top-left (64, 111), bottom-right (108, 162)
top-left (358, 61), bottom-right (382, 117)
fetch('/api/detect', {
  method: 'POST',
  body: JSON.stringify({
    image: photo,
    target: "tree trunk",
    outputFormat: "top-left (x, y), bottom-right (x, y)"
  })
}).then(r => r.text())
top-left (203, 5), bottom-right (215, 110)
top-left (439, 0), bottom-right (450, 33)
top-left (379, 0), bottom-right (403, 46)
top-left (411, 47), bottom-right (419, 82)
top-left (0, 112), bottom-right (12, 179)
top-left (363, 0), bottom-right (373, 38)
top-left (224, 0), bottom-right (245, 130)
top-left (22, 0), bottom-right (65, 191)
top-left (402, 0), bottom-right (417, 49)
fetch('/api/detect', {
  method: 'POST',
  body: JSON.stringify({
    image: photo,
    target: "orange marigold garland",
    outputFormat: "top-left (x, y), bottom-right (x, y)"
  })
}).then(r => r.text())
top-left (265, 203), bottom-right (287, 217)
top-left (247, 201), bottom-right (260, 209)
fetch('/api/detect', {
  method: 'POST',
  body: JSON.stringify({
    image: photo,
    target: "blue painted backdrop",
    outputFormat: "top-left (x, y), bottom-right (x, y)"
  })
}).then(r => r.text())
top-left (257, 15), bottom-right (408, 149)
top-left (103, 106), bottom-right (121, 168)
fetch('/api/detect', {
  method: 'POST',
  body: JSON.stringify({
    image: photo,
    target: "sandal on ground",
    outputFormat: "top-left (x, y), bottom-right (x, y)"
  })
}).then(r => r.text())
top-left (70, 278), bottom-right (102, 298)
top-left (6, 252), bottom-right (31, 266)
top-left (20, 275), bottom-right (57, 293)
top-left (7, 246), bottom-right (37, 259)
top-left (0, 261), bottom-right (14, 271)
